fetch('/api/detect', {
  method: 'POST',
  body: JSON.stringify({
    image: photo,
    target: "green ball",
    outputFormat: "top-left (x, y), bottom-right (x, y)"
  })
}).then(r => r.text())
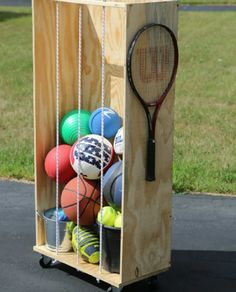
top-left (97, 206), bottom-right (117, 227)
top-left (114, 212), bottom-right (122, 228)
top-left (60, 109), bottom-right (91, 145)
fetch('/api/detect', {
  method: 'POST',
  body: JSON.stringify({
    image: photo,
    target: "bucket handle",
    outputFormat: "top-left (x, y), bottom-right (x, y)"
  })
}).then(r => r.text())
top-left (36, 210), bottom-right (44, 219)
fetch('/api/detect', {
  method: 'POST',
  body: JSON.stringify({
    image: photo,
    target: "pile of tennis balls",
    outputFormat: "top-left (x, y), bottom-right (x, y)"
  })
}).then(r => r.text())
top-left (97, 206), bottom-right (122, 228)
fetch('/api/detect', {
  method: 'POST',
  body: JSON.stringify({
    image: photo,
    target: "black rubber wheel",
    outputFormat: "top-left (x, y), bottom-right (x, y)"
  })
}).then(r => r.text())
top-left (39, 255), bottom-right (53, 268)
top-left (147, 275), bottom-right (159, 288)
top-left (107, 287), bottom-right (123, 292)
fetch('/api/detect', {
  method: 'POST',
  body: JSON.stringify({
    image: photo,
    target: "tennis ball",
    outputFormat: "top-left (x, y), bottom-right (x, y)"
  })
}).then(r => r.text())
top-left (114, 212), bottom-right (122, 228)
top-left (97, 206), bottom-right (116, 227)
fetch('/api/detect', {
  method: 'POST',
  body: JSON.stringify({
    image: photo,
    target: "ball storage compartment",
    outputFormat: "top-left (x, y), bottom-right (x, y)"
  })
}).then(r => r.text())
top-left (33, 0), bottom-right (177, 288)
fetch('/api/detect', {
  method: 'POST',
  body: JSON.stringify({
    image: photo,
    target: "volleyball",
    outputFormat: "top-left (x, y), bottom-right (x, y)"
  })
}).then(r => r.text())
top-left (72, 226), bottom-right (99, 264)
top-left (70, 134), bottom-right (114, 180)
top-left (104, 160), bottom-right (122, 211)
top-left (61, 176), bottom-right (101, 225)
top-left (44, 144), bottom-right (76, 184)
top-left (113, 127), bottom-right (124, 155)
top-left (60, 109), bottom-right (91, 145)
top-left (97, 206), bottom-right (117, 227)
top-left (89, 107), bottom-right (122, 138)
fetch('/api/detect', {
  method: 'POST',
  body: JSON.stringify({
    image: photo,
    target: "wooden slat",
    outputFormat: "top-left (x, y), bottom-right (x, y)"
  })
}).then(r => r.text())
top-left (121, 1), bottom-right (178, 283)
top-left (33, 0), bottom-right (79, 244)
top-left (55, 0), bottom-right (126, 7)
top-left (54, 0), bottom-right (175, 6)
top-left (34, 245), bottom-right (121, 287)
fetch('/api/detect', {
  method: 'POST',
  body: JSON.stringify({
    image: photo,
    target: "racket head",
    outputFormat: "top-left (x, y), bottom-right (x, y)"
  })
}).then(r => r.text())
top-left (127, 23), bottom-right (179, 107)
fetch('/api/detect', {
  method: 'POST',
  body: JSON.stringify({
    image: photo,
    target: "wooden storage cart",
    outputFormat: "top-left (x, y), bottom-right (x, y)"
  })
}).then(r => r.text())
top-left (33, 0), bottom-right (178, 290)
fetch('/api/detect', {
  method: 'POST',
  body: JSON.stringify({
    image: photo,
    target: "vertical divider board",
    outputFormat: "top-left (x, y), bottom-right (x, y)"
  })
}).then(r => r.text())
top-left (33, 0), bottom-right (178, 288)
top-left (121, 1), bottom-right (178, 284)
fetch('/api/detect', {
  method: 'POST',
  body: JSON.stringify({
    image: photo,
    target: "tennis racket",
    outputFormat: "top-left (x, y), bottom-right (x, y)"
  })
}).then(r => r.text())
top-left (127, 23), bottom-right (179, 181)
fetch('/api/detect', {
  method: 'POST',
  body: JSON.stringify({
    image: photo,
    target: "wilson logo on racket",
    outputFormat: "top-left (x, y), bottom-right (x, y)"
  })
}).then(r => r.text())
top-left (136, 47), bottom-right (169, 83)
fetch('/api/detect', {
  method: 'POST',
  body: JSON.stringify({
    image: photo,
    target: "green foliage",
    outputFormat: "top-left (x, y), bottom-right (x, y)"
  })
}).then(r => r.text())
top-left (180, 0), bottom-right (236, 4)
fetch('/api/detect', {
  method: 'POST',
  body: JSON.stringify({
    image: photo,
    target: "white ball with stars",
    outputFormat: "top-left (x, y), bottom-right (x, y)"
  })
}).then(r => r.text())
top-left (70, 134), bottom-right (114, 180)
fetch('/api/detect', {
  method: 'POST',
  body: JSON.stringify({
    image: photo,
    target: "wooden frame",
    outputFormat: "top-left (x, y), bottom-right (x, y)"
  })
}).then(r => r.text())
top-left (33, 0), bottom-right (178, 288)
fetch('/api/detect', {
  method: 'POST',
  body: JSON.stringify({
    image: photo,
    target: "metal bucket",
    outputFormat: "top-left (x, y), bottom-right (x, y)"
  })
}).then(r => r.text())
top-left (42, 209), bottom-right (73, 252)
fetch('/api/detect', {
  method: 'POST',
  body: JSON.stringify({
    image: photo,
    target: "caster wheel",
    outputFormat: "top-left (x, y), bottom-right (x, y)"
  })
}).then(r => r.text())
top-left (39, 255), bottom-right (53, 268)
top-left (107, 287), bottom-right (123, 292)
top-left (147, 275), bottom-right (159, 288)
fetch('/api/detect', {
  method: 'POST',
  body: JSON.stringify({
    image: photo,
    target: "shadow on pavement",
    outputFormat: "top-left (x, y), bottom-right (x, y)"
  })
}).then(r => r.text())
top-left (0, 180), bottom-right (235, 292)
top-left (0, 11), bottom-right (30, 22)
top-left (46, 250), bottom-right (236, 291)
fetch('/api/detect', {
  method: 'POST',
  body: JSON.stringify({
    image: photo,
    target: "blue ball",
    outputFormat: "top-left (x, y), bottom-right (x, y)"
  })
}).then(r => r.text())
top-left (104, 161), bottom-right (122, 211)
top-left (89, 107), bottom-right (121, 139)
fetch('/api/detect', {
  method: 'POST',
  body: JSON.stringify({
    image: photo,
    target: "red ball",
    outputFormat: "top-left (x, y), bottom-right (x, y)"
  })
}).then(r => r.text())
top-left (61, 176), bottom-right (101, 225)
top-left (44, 145), bottom-right (76, 184)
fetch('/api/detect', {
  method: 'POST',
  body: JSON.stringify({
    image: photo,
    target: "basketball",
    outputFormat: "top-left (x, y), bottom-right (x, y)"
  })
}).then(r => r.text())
top-left (104, 160), bottom-right (122, 211)
top-left (113, 127), bottom-right (124, 155)
top-left (70, 134), bottom-right (114, 180)
top-left (61, 176), bottom-right (101, 225)
top-left (60, 109), bottom-right (91, 145)
top-left (44, 144), bottom-right (76, 184)
top-left (89, 107), bottom-right (122, 138)
top-left (72, 226), bottom-right (99, 264)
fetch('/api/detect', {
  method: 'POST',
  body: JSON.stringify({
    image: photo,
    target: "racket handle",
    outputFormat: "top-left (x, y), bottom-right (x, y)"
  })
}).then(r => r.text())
top-left (146, 138), bottom-right (156, 181)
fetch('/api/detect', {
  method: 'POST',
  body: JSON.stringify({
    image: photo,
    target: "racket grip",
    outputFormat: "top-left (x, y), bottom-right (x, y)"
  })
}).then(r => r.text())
top-left (146, 138), bottom-right (156, 181)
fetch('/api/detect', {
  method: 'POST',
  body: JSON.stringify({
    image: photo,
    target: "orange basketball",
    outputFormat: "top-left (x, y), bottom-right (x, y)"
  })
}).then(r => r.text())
top-left (61, 176), bottom-right (100, 226)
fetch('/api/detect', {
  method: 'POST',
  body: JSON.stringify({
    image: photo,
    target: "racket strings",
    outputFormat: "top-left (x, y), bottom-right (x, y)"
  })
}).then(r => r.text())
top-left (131, 26), bottom-right (176, 105)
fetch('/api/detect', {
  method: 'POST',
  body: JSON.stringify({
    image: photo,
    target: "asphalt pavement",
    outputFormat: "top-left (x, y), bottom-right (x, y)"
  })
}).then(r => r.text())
top-left (0, 180), bottom-right (236, 292)
top-left (0, 0), bottom-right (31, 6)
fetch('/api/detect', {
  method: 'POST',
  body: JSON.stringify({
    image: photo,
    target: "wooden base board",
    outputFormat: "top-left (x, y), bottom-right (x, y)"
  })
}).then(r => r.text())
top-left (34, 245), bottom-right (121, 287)
top-left (33, 245), bottom-right (169, 288)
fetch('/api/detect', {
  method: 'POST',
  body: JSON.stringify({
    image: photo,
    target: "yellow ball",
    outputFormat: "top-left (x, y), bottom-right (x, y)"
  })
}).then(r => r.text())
top-left (114, 212), bottom-right (122, 228)
top-left (97, 206), bottom-right (116, 227)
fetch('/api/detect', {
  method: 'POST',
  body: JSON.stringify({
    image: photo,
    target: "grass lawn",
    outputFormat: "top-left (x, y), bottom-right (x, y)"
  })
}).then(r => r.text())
top-left (181, 0), bottom-right (236, 4)
top-left (174, 11), bottom-right (236, 193)
top-left (0, 6), bottom-right (235, 194)
top-left (0, 7), bottom-right (33, 179)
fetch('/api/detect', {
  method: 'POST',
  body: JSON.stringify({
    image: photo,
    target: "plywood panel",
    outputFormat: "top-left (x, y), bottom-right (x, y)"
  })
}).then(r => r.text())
top-left (33, 0), bottom-right (79, 244)
top-left (121, 1), bottom-right (178, 282)
top-left (81, 5), bottom-right (126, 117)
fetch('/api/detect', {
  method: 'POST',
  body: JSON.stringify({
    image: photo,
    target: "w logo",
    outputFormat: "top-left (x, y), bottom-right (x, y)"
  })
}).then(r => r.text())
top-left (136, 46), bottom-right (169, 83)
